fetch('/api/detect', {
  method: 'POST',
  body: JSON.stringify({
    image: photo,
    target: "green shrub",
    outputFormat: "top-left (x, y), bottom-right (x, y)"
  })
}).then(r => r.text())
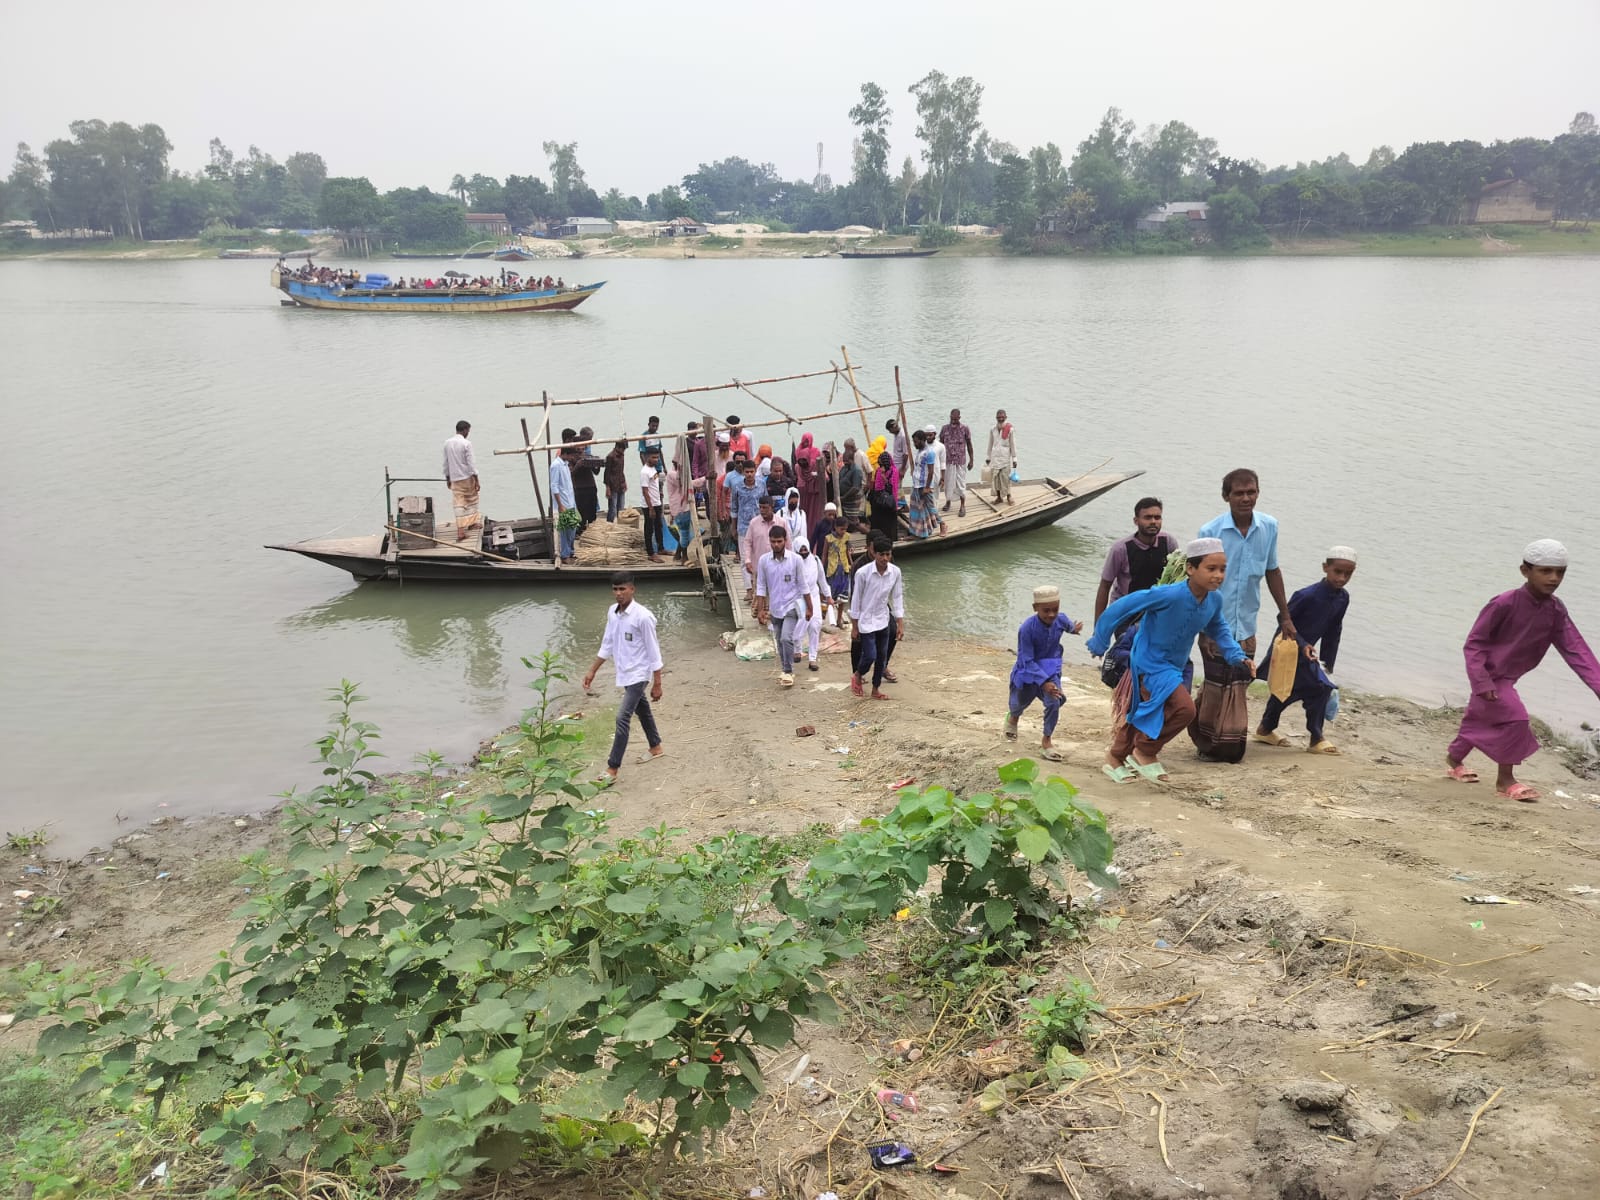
top-left (15, 662), bottom-right (1113, 1195)
top-left (918, 223), bottom-right (961, 248)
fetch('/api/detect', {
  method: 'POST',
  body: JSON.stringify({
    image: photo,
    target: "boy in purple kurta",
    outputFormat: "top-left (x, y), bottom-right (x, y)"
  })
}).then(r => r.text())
top-left (1446, 539), bottom-right (1600, 802)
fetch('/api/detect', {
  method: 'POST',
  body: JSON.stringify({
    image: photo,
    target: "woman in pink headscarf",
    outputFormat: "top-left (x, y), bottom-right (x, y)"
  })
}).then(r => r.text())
top-left (793, 432), bottom-right (826, 531)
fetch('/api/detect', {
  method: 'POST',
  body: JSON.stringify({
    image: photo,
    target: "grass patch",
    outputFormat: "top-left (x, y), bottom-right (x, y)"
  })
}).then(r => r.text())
top-left (698, 234), bottom-right (744, 250)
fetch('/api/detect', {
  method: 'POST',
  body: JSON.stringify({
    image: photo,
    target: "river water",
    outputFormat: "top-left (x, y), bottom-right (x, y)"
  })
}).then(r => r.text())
top-left (1, 254), bottom-right (1596, 853)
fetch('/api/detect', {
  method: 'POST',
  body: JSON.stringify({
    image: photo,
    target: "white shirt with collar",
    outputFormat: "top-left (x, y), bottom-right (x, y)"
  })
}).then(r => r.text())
top-left (848, 561), bottom-right (904, 633)
top-left (443, 434), bottom-right (476, 484)
top-left (756, 549), bottom-right (807, 620)
top-left (597, 600), bottom-right (663, 688)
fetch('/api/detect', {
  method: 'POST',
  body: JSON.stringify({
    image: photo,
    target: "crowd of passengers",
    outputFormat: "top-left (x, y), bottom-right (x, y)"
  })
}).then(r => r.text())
top-left (282, 262), bottom-right (566, 292)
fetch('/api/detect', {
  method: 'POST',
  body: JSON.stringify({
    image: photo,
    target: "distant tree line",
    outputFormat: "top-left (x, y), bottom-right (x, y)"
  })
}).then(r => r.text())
top-left (4, 100), bottom-right (1596, 251)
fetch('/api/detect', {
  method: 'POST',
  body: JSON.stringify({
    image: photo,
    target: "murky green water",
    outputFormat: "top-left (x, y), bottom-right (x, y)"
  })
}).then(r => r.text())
top-left (2, 253), bottom-right (1596, 852)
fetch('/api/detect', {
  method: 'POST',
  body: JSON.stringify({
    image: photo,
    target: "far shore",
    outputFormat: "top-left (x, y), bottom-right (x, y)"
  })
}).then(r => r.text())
top-left (6, 223), bottom-right (1599, 262)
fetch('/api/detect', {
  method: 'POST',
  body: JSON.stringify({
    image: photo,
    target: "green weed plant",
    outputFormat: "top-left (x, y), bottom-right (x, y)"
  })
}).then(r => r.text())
top-left (14, 657), bottom-right (1114, 1195)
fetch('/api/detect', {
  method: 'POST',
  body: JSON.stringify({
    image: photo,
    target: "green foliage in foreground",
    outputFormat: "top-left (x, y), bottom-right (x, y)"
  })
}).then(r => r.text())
top-left (14, 655), bottom-right (1114, 1195)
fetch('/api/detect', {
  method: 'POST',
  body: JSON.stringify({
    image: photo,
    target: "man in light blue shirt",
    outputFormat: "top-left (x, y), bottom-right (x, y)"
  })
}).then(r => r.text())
top-left (1195, 467), bottom-right (1296, 656)
top-left (550, 447), bottom-right (578, 563)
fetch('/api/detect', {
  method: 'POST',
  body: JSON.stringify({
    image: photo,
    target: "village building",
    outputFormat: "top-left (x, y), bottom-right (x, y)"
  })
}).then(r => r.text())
top-left (555, 216), bottom-right (614, 238)
top-left (1135, 201), bottom-right (1209, 233)
top-left (1468, 179), bottom-right (1554, 225)
top-left (464, 212), bottom-right (512, 238)
top-left (659, 215), bottom-right (707, 238)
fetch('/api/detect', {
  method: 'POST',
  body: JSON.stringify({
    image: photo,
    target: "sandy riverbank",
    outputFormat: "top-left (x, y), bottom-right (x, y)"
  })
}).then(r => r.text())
top-left (3, 630), bottom-right (1596, 1196)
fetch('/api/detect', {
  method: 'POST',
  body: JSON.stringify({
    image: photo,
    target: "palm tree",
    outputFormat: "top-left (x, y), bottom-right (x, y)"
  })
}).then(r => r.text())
top-left (449, 174), bottom-right (468, 204)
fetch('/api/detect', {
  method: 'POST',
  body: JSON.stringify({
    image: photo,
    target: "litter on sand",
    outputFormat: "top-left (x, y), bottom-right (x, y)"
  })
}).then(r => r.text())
top-left (868, 1139), bottom-right (917, 1168)
top-left (1468, 920), bottom-right (1485, 930)
top-left (1463, 895), bottom-right (1519, 905)
top-left (1547, 981), bottom-right (1600, 1004)
top-left (887, 776), bottom-right (916, 790)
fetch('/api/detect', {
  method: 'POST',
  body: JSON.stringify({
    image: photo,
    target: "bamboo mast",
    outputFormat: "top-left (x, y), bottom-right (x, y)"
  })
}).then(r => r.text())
top-left (493, 397), bottom-right (920, 456)
top-left (544, 390), bottom-right (559, 566)
top-left (838, 346), bottom-right (871, 445)
top-left (504, 366), bottom-right (852, 409)
top-left (519, 417), bottom-right (550, 536)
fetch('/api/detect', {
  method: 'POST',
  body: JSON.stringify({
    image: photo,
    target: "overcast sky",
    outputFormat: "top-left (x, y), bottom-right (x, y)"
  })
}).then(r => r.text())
top-left (3, 0), bottom-right (1594, 197)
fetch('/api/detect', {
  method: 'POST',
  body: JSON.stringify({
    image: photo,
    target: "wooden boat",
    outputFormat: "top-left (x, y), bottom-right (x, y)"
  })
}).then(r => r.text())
top-left (270, 265), bottom-right (603, 313)
top-left (269, 472), bottom-right (1142, 584)
top-left (838, 247), bottom-right (938, 259)
top-left (492, 245), bottom-right (533, 262)
top-left (221, 248), bottom-right (313, 260)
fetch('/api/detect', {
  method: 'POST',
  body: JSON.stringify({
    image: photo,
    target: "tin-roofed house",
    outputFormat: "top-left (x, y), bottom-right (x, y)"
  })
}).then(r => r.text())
top-left (1468, 179), bottom-right (1554, 225)
top-left (1135, 202), bottom-right (1209, 233)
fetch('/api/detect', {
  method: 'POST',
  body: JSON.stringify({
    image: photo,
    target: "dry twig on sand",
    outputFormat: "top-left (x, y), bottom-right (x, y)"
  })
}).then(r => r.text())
top-left (1397, 1087), bottom-right (1504, 1199)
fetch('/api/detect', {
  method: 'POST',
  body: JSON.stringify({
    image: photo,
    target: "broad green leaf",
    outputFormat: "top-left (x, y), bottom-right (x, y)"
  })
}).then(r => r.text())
top-left (620, 1001), bottom-right (679, 1043)
top-left (996, 758), bottom-right (1038, 785)
top-left (982, 898), bottom-right (1015, 931)
top-left (1015, 823), bottom-right (1052, 864)
top-left (960, 825), bottom-right (993, 870)
top-left (604, 888), bottom-right (654, 914)
top-left (676, 1061), bottom-right (710, 1088)
top-left (1031, 782), bottom-right (1072, 823)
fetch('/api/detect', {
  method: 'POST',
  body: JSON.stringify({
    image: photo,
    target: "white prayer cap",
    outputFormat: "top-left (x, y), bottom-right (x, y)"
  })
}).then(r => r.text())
top-left (1523, 538), bottom-right (1569, 567)
top-left (794, 536), bottom-right (810, 553)
top-left (824, 501), bottom-right (837, 511)
top-left (1185, 537), bottom-right (1225, 559)
top-left (1033, 585), bottom-right (1060, 604)
top-left (716, 430), bottom-right (731, 444)
top-left (1325, 545), bottom-right (1358, 564)
top-left (923, 424), bottom-right (938, 435)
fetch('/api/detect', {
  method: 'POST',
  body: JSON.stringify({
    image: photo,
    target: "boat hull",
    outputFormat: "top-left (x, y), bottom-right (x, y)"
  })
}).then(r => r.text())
top-left (268, 472), bottom-right (1142, 585)
top-left (272, 270), bottom-right (603, 313)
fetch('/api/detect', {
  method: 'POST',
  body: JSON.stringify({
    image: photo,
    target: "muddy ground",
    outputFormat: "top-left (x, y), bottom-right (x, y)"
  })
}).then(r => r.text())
top-left (3, 634), bottom-right (1598, 1199)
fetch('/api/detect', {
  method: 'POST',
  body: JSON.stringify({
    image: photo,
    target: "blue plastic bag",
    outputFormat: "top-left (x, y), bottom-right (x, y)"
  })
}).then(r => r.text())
top-left (1325, 688), bottom-right (1340, 721)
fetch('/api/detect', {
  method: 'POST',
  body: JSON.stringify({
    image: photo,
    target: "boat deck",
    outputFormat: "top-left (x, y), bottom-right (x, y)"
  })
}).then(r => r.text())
top-left (270, 475), bottom-right (1131, 582)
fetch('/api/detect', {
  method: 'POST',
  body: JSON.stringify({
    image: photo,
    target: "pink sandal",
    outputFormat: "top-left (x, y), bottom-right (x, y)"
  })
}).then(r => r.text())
top-left (1496, 783), bottom-right (1540, 803)
top-left (1444, 764), bottom-right (1480, 783)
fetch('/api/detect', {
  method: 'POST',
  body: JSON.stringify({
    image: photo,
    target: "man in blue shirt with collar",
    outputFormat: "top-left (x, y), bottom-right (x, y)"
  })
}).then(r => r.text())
top-left (1196, 468), bottom-right (1297, 658)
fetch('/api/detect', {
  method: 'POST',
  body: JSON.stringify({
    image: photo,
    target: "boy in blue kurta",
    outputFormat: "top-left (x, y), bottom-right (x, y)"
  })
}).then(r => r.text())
top-left (1087, 538), bottom-right (1255, 783)
top-left (1254, 546), bottom-right (1356, 755)
top-left (1005, 585), bottom-right (1084, 760)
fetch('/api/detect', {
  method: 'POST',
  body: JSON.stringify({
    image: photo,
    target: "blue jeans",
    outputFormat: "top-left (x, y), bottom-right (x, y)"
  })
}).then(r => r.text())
top-left (606, 492), bottom-right (623, 522)
top-left (608, 681), bottom-right (661, 770)
top-left (673, 510), bottom-right (692, 549)
top-left (1009, 682), bottom-right (1062, 737)
top-left (558, 526), bottom-right (576, 559)
top-left (855, 627), bottom-right (892, 690)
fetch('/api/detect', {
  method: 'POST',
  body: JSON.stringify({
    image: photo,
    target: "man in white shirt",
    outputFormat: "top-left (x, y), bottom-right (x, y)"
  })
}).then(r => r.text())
top-left (923, 424), bottom-right (947, 500)
top-left (755, 524), bottom-right (812, 688)
top-left (849, 533), bottom-right (905, 699)
top-left (640, 448), bottom-right (666, 564)
top-left (792, 536), bottom-right (833, 672)
top-left (549, 447), bottom-right (578, 563)
top-left (985, 409), bottom-right (1017, 506)
top-left (442, 420), bottom-right (482, 542)
top-left (581, 572), bottom-right (665, 781)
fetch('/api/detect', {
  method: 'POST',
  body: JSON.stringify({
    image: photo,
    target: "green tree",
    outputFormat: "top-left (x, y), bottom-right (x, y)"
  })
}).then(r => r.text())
top-left (204, 137), bottom-right (234, 183)
top-left (381, 186), bottom-right (467, 248)
top-left (681, 157), bottom-right (781, 216)
top-left (1207, 186), bottom-right (1265, 248)
top-left (464, 173), bottom-right (504, 213)
top-left (1076, 106), bottom-right (1137, 168)
top-left (848, 82), bottom-right (893, 229)
top-left (502, 174), bottom-right (552, 228)
top-left (1140, 120), bottom-right (1203, 203)
top-left (285, 152), bottom-right (326, 208)
top-left (448, 173), bottom-right (468, 203)
top-left (8, 142), bottom-right (53, 228)
top-left (543, 141), bottom-right (586, 215)
top-left (1570, 111), bottom-right (1597, 138)
top-left (318, 176), bottom-right (383, 233)
top-left (1207, 156), bottom-right (1262, 197)
top-left (602, 187), bottom-right (644, 221)
top-left (896, 155), bottom-right (920, 227)
top-left (908, 70), bottom-right (984, 222)
top-left (994, 153), bottom-right (1036, 248)
top-left (1029, 143), bottom-right (1067, 213)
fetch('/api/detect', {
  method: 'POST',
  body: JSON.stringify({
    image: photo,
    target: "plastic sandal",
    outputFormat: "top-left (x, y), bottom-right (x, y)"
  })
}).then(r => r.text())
top-left (1496, 783), bottom-right (1540, 802)
top-left (1101, 763), bottom-right (1135, 785)
top-left (1125, 756), bottom-right (1170, 783)
top-left (1444, 764), bottom-right (1480, 783)
top-left (1307, 740), bottom-right (1340, 755)
top-left (1252, 730), bottom-right (1291, 747)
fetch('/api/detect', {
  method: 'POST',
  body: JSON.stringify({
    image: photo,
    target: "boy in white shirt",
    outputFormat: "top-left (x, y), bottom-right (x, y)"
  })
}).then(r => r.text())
top-left (581, 572), bottom-right (665, 781)
top-left (640, 448), bottom-right (666, 564)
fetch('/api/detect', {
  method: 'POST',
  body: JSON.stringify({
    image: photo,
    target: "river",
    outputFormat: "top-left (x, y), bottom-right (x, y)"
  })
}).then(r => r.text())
top-left (1, 253), bottom-right (1596, 854)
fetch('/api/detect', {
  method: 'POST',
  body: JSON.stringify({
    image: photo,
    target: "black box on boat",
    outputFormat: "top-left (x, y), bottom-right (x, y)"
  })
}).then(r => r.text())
top-left (395, 496), bottom-right (434, 550)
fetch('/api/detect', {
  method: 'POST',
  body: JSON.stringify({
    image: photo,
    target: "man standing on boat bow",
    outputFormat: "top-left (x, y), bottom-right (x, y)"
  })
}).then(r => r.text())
top-left (443, 420), bottom-right (482, 543)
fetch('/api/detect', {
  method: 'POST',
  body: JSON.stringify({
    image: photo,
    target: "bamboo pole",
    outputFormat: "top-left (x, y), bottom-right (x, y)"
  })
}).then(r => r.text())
top-left (493, 397), bottom-right (921, 456)
top-left (675, 432), bottom-right (711, 590)
top-left (838, 346), bottom-right (871, 444)
top-left (385, 524), bottom-right (519, 564)
top-left (520, 417), bottom-right (550, 533)
top-left (544, 390), bottom-right (560, 566)
top-left (503, 366), bottom-right (851, 409)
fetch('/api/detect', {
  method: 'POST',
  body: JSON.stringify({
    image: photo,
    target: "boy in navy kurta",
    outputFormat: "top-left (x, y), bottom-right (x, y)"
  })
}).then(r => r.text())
top-left (1005, 585), bottom-right (1083, 760)
top-left (1254, 547), bottom-right (1356, 754)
